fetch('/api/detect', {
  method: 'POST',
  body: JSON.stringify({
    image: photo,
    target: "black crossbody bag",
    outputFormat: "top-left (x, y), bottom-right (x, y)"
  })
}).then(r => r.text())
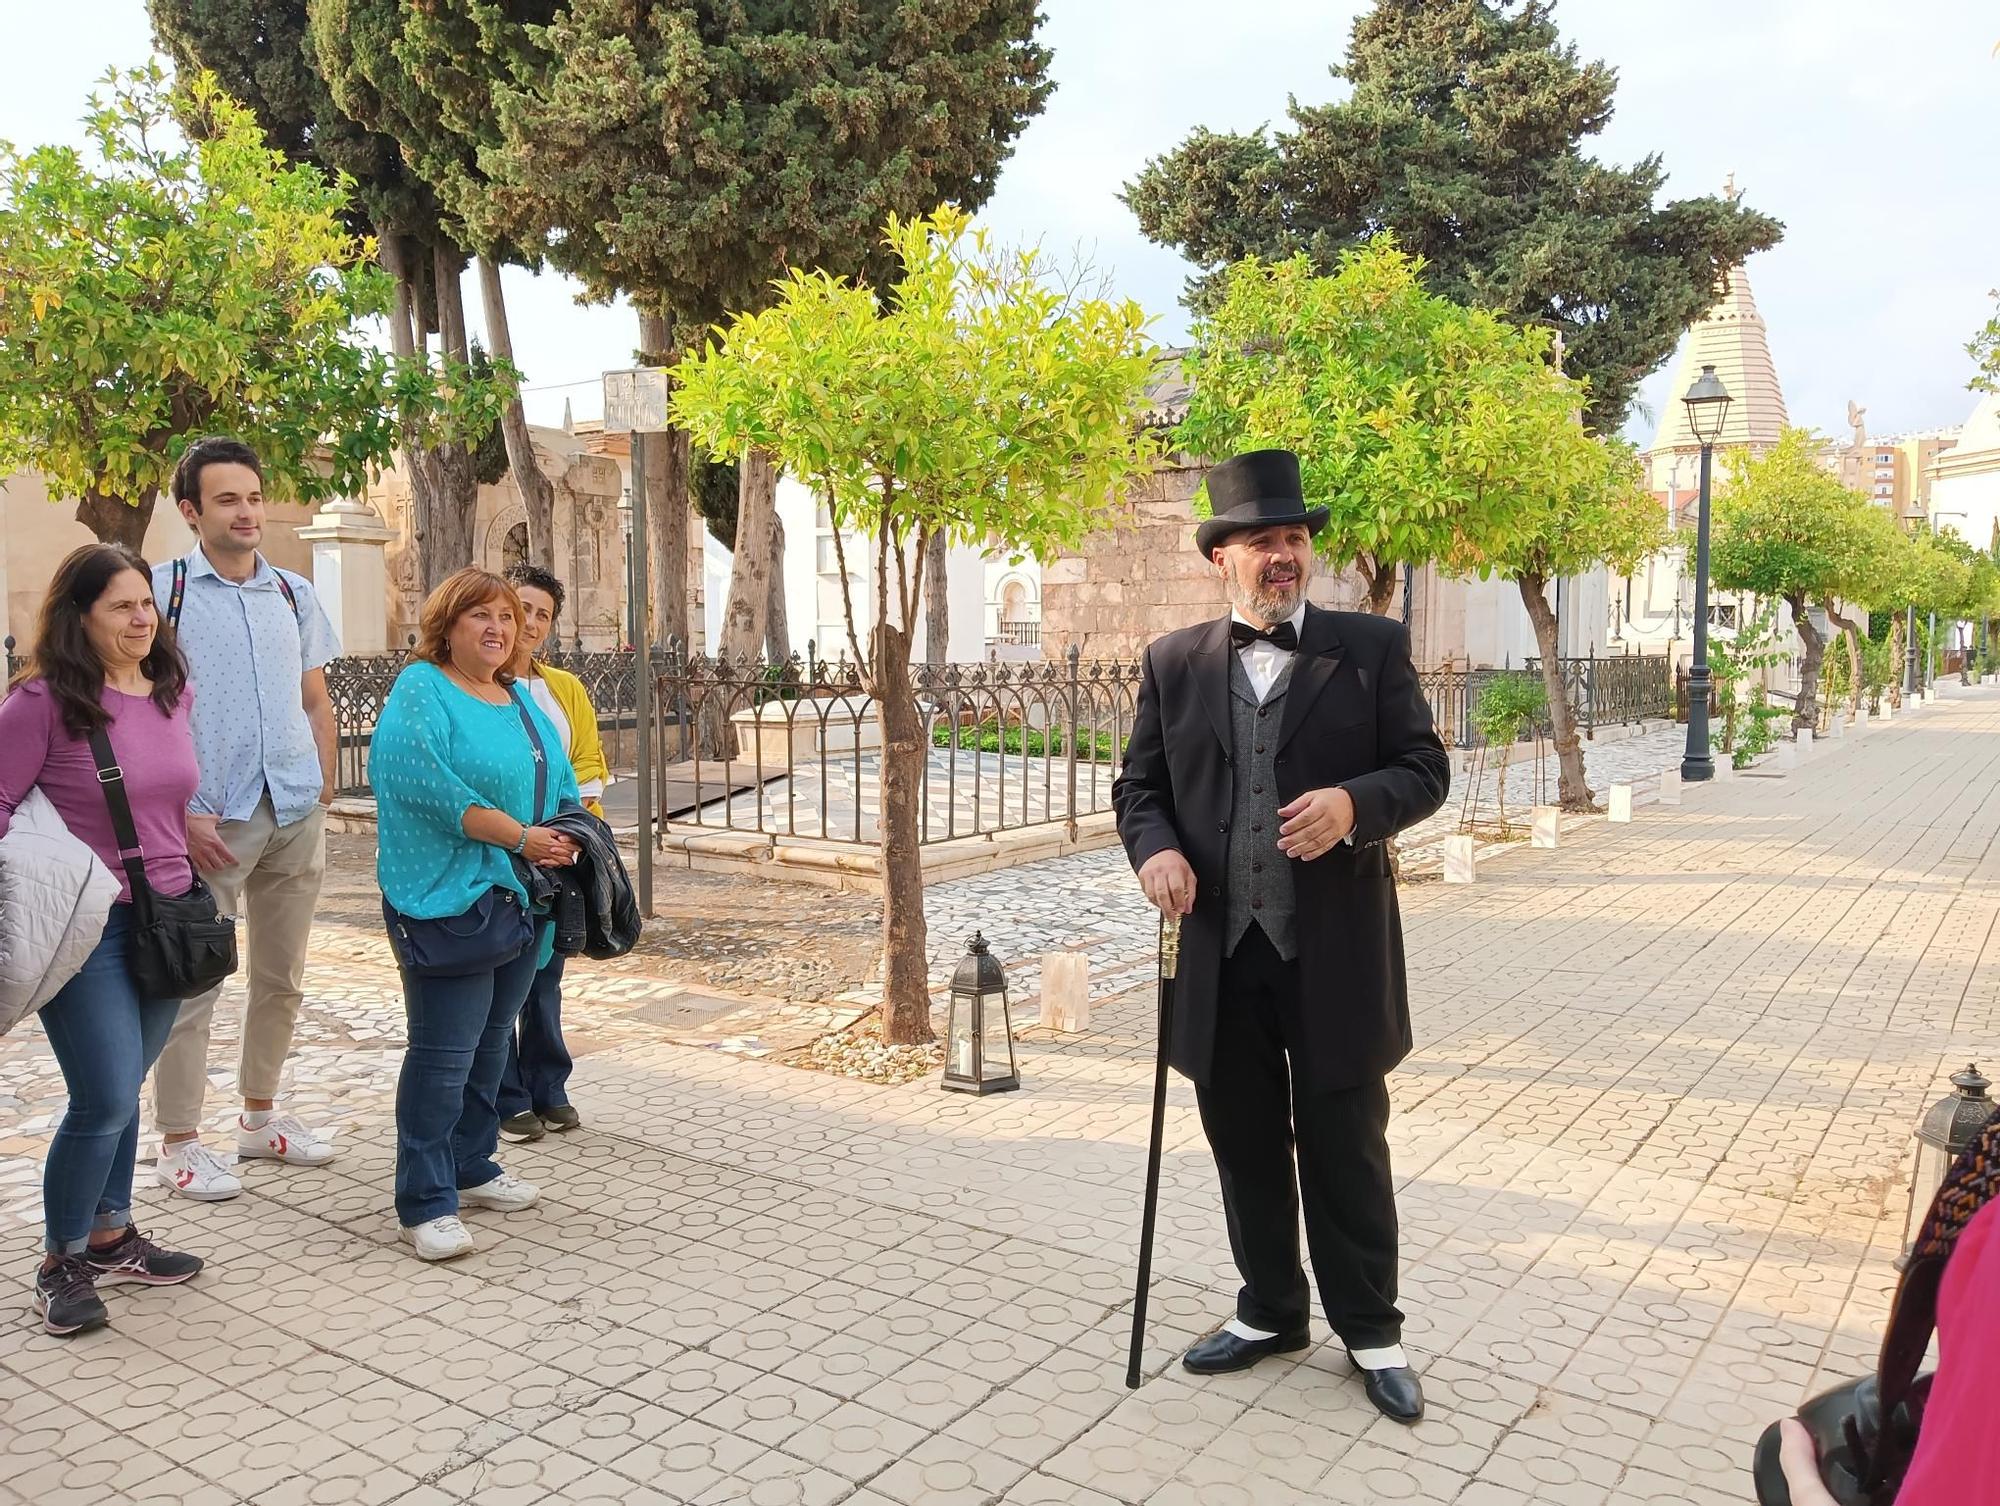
top-left (86, 730), bottom-right (239, 1001)
top-left (383, 685), bottom-right (550, 977)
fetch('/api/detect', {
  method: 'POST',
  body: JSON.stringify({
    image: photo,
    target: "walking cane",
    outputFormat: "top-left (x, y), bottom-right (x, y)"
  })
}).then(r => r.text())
top-left (1125, 911), bottom-right (1181, 1389)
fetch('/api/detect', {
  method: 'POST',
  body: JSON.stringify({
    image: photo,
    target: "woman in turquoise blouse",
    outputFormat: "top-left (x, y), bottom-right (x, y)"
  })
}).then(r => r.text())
top-left (372, 568), bottom-right (580, 1262)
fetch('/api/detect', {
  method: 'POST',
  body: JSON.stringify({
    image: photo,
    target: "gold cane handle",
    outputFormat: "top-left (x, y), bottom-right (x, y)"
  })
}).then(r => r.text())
top-left (1160, 915), bottom-right (1181, 979)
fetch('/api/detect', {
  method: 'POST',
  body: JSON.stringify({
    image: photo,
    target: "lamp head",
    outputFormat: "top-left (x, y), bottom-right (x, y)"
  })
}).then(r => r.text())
top-left (1683, 363), bottom-right (1733, 446)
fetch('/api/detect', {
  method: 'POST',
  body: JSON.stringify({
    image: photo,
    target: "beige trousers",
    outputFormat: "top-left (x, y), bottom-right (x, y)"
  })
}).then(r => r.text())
top-left (151, 797), bottom-right (327, 1135)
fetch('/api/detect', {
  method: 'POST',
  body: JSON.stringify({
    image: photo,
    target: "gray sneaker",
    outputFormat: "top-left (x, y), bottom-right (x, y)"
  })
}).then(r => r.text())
top-left (34, 1256), bottom-right (108, 1337)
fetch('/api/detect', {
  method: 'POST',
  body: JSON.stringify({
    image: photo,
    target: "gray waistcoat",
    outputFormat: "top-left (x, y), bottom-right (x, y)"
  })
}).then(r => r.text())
top-left (1223, 650), bottom-right (1298, 961)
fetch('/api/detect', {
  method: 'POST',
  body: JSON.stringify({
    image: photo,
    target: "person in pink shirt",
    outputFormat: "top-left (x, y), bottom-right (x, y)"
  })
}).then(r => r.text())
top-left (0, 545), bottom-right (206, 1335)
top-left (1777, 1115), bottom-right (2000, 1503)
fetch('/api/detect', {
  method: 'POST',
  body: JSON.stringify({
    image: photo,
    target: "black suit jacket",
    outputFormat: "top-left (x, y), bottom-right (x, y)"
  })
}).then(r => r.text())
top-left (1112, 606), bottom-right (1450, 1092)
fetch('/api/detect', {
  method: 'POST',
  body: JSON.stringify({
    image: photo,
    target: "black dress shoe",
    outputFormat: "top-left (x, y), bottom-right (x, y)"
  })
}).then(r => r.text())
top-left (1182, 1325), bottom-right (1310, 1374)
top-left (1349, 1352), bottom-right (1424, 1424)
top-left (539, 1105), bottom-right (581, 1133)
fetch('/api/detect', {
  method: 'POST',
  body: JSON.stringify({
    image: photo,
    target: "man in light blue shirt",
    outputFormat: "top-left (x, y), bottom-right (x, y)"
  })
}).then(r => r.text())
top-left (150, 437), bottom-right (344, 1201)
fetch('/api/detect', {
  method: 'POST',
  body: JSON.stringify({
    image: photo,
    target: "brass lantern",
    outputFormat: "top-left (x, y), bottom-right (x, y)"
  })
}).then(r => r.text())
top-left (942, 932), bottom-right (1019, 1095)
top-left (1899, 1064), bottom-right (1995, 1266)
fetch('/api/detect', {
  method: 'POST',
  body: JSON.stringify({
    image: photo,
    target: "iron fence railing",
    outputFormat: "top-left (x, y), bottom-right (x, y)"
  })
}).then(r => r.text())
top-left (1524, 654), bottom-right (1673, 733)
top-left (654, 644), bottom-right (1141, 845)
top-left (322, 644), bottom-right (655, 797)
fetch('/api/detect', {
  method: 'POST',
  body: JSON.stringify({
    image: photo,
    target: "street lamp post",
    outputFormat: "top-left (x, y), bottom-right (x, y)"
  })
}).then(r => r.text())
top-left (1681, 364), bottom-right (1733, 782)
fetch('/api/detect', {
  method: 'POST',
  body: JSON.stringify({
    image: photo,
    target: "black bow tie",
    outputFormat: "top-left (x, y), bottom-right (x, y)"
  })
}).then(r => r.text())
top-left (1231, 619), bottom-right (1298, 651)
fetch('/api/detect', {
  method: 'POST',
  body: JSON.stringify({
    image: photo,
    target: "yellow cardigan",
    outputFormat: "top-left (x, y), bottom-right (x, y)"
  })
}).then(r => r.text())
top-left (532, 663), bottom-right (609, 818)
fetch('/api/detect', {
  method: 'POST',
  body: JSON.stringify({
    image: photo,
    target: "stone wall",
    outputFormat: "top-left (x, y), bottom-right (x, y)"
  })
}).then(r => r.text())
top-left (1039, 458), bottom-right (1371, 661)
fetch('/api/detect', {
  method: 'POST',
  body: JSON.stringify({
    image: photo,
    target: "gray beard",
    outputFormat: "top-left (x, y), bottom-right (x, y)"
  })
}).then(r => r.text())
top-left (1227, 572), bottom-right (1306, 625)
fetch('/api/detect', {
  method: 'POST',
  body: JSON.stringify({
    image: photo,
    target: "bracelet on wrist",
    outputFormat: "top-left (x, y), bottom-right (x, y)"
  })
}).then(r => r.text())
top-left (511, 828), bottom-right (529, 856)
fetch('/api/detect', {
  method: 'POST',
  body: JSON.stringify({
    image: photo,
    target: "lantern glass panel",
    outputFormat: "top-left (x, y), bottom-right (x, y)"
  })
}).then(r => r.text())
top-left (1904, 1139), bottom-right (1950, 1259)
top-left (981, 987), bottom-right (1016, 1081)
top-left (946, 990), bottom-right (976, 1082)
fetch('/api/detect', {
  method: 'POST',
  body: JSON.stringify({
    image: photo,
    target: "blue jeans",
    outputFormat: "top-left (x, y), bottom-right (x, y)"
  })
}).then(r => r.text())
top-left (497, 953), bottom-right (572, 1117)
top-left (38, 908), bottom-right (181, 1254)
top-left (392, 939), bottom-right (541, 1226)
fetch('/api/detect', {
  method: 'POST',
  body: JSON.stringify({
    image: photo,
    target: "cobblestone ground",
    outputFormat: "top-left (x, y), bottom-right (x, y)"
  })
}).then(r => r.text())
top-left (2, 693), bottom-right (1994, 1505)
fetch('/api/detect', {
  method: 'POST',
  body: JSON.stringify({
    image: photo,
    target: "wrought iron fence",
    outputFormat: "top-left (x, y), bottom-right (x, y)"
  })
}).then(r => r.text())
top-left (653, 644), bottom-right (1142, 846)
top-left (1524, 654), bottom-right (1673, 733)
top-left (323, 644), bottom-right (654, 797)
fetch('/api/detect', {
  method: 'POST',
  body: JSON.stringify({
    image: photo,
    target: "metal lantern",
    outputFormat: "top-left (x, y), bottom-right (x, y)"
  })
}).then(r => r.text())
top-left (1899, 1064), bottom-right (1996, 1266)
top-left (1681, 362), bottom-right (1733, 444)
top-left (942, 932), bottom-right (1019, 1095)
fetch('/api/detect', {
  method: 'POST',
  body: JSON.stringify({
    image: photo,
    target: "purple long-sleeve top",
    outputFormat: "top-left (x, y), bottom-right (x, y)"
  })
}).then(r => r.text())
top-left (0, 679), bottom-right (198, 902)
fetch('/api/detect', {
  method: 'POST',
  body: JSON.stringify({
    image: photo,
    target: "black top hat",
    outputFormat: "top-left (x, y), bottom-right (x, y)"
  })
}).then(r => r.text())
top-left (1194, 448), bottom-right (1329, 557)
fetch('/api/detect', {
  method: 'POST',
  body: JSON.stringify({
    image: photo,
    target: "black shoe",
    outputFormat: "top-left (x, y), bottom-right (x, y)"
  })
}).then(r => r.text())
top-left (1181, 1325), bottom-right (1310, 1374)
top-left (83, 1226), bottom-right (203, 1287)
top-left (539, 1105), bottom-right (581, 1133)
top-left (34, 1256), bottom-right (108, 1337)
top-left (1349, 1352), bottom-right (1424, 1424)
top-left (500, 1112), bottom-right (546, 1143)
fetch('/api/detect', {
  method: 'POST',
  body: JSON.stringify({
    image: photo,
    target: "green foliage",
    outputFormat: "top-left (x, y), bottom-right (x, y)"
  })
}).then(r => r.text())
top-left (692, 449), bottom-right (742, 548)
top-left (1176, 243), bottom-right (1661, 606)
top-left (1123, 0), bottom-right (1782, 429)
top-left (1710, 431), bottom-right (1880, 606)
top-left (0, 65), bottom-right (509, 544)
top-left (1470, 673), bottom-right (1547, 749)
top-left (149, 0), bottom-right (439, 244)
top-left (1708, 604), bottom-right (1787, 754)
top-left (932, 721), bottom-right (1122, 762)
top-left (1970, 291), bottom-right (2000, 394)
top-left (316, 0), bottom-right (1055, 325)
top-left (1731, 690), bottom-right (1785, 769)
top-left (670, 208), bottom-right (1159, 662)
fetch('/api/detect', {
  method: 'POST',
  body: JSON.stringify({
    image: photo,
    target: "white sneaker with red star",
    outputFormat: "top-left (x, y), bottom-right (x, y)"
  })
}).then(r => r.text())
top-left (236, 1111), bottom-right (337, 1166)
top-left (156, 1140), bottom-right (242, 1201)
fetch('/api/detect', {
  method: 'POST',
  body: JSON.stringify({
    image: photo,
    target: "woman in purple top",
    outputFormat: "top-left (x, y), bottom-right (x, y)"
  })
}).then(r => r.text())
top-left (0, 545), bottom-right (206, 1336)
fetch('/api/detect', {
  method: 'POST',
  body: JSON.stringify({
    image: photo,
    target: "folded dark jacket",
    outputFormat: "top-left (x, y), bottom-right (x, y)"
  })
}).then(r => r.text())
top-left (541, 804), bottom-right (641, 959)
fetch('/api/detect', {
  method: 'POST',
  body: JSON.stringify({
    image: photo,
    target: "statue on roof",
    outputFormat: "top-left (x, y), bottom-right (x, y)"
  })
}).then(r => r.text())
top-left (1847, 400), bottom-right (1867, 450)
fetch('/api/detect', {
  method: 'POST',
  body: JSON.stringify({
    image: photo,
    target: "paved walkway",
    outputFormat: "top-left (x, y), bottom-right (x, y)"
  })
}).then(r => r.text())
top-left (5, 690), bottom-right (1998, 1505)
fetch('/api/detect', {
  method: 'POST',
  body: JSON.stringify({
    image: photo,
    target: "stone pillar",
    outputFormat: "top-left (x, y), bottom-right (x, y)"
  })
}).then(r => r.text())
top-left (1041, 952), bottom-right (1090, 1032)
top-left (297, 496), bottom-right (394, 653)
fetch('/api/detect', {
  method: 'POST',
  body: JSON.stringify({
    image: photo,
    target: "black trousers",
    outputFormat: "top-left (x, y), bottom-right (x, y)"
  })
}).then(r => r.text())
top-left (1194, 924), bottom-right (1403, 1349)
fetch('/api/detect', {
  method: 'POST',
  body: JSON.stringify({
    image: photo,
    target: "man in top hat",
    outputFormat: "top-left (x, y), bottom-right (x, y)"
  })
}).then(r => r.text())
top-left (1112, 448), bottom-right (1449, 1423)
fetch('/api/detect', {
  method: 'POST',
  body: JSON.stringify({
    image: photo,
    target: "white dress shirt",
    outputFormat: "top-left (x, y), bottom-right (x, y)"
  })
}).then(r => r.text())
top-left (1231, 604), bottom-right (1307, 704)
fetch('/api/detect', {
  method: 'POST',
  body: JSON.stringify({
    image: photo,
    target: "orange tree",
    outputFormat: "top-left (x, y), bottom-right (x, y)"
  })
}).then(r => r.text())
top-left (671, 209), bottom-right (1157, 1043)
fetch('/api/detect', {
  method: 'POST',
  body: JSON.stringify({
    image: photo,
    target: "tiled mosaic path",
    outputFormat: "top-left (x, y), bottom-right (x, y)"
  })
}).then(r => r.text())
top-left (3, 690), bottom-right (1995, 1504)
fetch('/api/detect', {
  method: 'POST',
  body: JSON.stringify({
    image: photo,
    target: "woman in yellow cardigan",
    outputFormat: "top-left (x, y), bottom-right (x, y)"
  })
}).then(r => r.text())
top-left (496, 564), bottom-right (608, 1140)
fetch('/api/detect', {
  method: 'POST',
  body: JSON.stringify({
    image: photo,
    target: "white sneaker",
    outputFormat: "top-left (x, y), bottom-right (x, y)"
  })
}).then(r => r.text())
top-left (237, 1111), bottom-right (338, 1166)
top-left (399, 1216), bottom-right (475, 1261)
top-left (156, 1141), bottom-right (243, 1201)
top-left (459, 1171), bottom-right (539, 1212)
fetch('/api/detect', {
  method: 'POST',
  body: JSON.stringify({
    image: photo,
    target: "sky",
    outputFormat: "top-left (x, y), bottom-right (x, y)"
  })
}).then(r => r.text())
top-left (6, 1), bottom-right (1997, 448)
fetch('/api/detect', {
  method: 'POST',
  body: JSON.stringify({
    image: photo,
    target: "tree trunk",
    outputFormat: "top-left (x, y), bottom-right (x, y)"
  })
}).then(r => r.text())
top-left (1517, 572), bottom-right (1591, 809)
top-left (477, 254), bottom-right (556, 570)
top-left (765, 512), bottom-right (791, 661)
top-left (416, 245), bottom-right (478, 589)
top-left (871, 617), bottom-right (934, 1044)
top-left (1824, 603), bottom-right (1864, 720)
top-left (1888, 612), bottom-right (1906, 708)
top-left (76, 486), bottom-right (155, 553)
top-left (923, 530), bottom-right (949, 663)
top-left (696, 448), bottom-right (778, 757)
top-left (1789, 592), bottom-right (1826, 732)
top-left (1363, 556), bottom-right (1398, 614)
top-left (636, 310), bottom-right (690, 653)
top-left (380, 231), bottom-right (446, 586)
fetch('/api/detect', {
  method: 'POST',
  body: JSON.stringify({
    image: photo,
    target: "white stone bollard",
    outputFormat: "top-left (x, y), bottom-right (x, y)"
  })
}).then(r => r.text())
top-left (1796, 727), bottom-right (1814, 757)
top-left (1879, 700), bottom-right (1893, 723)
top-left (1856, 708), bottom-right (1870, 730)
top-left (1710, 755), bottom-right (1735, 782)
top-left (1829, 716), bottom-right (1845, 740)
top-left (1657, 768), bottom-right (1682, 806)
top-left (1608, 784), bottom-right (1634, 823)
top-left (1443, 834), bottom-right (1477, 884)
top-left (1531, 806), bottom-right (1561, 849)
top-left (1775, 739), bottom-right (1797, 770)
top-left (1041, 952), bottom-right (1090, 1032)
